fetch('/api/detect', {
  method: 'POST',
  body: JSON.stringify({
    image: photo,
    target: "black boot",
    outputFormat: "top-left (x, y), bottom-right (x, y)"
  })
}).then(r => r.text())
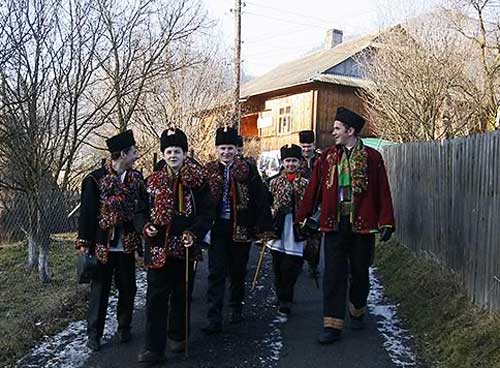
top-left (229, 309), bottom-right (243, 324)
top-left (318, 328), bottom-right (342, 344)
top-left (349, 313), bottom-right (366, 330)
top-left (201, 321), bottom-right (222, 335)
top-left (309, 264), bottom-right (320, 278)
top-left (278, 302), bottom-right (291, 315)
top-left (137, 350), bottom-right (166, 364)
top-left (87, 336), bottom-right (101, 351)
top-left (118, 329), bottom-right (132, 343)
top-left (168, 339), bottom-right (185, 354)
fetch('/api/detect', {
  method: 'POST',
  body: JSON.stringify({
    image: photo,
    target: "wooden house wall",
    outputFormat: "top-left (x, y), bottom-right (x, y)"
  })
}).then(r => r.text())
top-left (258, 90), bottom-right (315, 151)
top-left (241, 114), bottom-right (258, 136)
top-left (315, 83), bottom-right (371, 148)
top-left (243, 83), bottom-right (374, 152)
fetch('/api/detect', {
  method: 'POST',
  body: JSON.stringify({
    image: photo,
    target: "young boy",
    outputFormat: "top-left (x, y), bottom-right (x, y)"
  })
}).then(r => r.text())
top-left (267, 144), bottom-right (309, 319)
top-left (135, 128), bottom-right (214, 364)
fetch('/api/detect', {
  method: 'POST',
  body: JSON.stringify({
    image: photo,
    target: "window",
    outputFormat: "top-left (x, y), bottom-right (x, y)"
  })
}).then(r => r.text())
top-left (278, 106), bottom-right (292, 134)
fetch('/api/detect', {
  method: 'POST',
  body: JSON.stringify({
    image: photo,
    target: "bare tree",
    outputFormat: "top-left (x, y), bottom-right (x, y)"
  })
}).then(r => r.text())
top-left (134, 41), bottom-right (233, 164)
top-left (444, 0), bottom-right (500, 130)
top-left (360, 11), bottom-right (494, 142)
top-left (0, 0), bottom-right (113, 281)
top-left (0, 0), bottom-right (218, 282)
top-left (95, 0), bottom-right (208, 133)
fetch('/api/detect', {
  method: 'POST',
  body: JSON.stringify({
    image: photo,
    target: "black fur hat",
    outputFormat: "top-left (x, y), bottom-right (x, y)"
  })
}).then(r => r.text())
top-left (299, 130), bottom-right (315, 144)
top-left (160, 128), bottom-right (188, 152)
top-left (335, 107), bottom-right (365, 133)
top-left (280, 144), bottom-right (302, 160)
top-left (106, 130), bottom-right (136, 152)
top-left (215, 126), bottom-right (239, 146)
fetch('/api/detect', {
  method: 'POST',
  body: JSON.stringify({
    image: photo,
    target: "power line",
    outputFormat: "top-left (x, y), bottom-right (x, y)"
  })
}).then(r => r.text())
top-left (245, 0), bottom-right (378, 24)
top-left (242, 43), bottom-right (321, 58)
top-left (243, 10), bottom-right (377, 33)
top-left (244, 1), bottom-right (337, 25)
top-left (243, 27), bottom-right (313, 44)
top-left (242, 10), bottom-right (328, 29)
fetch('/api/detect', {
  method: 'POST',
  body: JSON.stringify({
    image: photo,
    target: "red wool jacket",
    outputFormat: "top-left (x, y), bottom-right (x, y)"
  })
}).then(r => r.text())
top-left (296, 145), bottom-right (395, 233)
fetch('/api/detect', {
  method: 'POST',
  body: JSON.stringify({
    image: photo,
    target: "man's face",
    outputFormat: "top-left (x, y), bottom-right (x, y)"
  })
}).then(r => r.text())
top-left (163, 146), bottom-right (185, 171)
top-left (332, 121), bottom-right (355, 146)
top-left (122, 145), bottom-right (139, 169)
top-left (300, 143), bottom-right (315, 158)
top-left (282, 157), bottom-right (300, 173)
top-left (216, 144), bottom-right (237, 164)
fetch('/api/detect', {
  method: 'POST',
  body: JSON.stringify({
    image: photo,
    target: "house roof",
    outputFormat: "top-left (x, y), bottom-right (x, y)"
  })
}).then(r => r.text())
top-left (240, 32), bottom-right (380, 98)
top-left (311, 74), bottom-right (373, 89)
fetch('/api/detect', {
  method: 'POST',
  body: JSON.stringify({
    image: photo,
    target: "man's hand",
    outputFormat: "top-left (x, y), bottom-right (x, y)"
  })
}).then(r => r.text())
top-left (257, 231), bottom-right (276, 245)
top-left (144, 224), bottom-right (158, 238)
top-left (298, 217), bottom-right (319, 236)
top-left (135, 251), bottom-right (144, 264)
top-left (379, 227), bottom-right (393, 242)
top-left (182, 231), bottom-right (194, 248)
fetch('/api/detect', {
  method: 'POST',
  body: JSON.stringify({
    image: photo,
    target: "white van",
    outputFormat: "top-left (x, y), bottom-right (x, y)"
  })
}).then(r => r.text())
top-left (257, 150), bottom-right (281, 180)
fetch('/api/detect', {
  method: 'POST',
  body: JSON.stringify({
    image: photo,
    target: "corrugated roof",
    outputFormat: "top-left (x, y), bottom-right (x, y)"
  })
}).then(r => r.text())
top-left (311, 74), bottom-right (373, 89)
top-left (240, 32), bottom-right (379, 98)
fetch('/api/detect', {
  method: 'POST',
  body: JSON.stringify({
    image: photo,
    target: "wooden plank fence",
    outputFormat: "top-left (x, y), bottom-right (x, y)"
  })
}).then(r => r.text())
top-left (383, 131), bottom-right (500, 310)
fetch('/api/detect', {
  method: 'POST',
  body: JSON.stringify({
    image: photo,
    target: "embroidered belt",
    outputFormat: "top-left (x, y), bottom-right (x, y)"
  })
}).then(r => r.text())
top-left (339, 201), bottom-right (352, 216)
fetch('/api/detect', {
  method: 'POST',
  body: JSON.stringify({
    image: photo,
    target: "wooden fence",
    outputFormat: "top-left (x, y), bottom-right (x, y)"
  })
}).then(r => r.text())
top-left (382, 131), bottom-right (500, 310)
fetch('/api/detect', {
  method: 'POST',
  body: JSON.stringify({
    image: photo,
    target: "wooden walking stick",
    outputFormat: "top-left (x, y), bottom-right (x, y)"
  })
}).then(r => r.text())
top-left (184, 245), bottom-right (189, 358)
top-left (182, 231), bottom-right (194, 358)
top-left (251, 241), bottom-right (267, 291)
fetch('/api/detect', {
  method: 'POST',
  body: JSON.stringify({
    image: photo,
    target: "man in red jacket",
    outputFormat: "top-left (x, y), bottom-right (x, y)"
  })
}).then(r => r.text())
top-left (296, 107), bottom-right (395, 344)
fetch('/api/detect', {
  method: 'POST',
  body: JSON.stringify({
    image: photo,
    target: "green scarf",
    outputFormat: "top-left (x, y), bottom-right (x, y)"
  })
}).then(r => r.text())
top-left (337, 139), bottom-right (368, 197)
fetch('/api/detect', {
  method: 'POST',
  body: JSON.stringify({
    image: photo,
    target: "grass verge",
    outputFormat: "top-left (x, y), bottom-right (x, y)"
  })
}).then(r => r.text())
top-left (0, 233), bottom-right (87, 367)
top-left (375, 239), bottom-right (500, 368)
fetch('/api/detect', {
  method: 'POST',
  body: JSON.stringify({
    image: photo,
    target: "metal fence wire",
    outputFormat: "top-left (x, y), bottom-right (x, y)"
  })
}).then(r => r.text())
top-left (0, 190), bottom-right (80, 245)
top-left (0, 188), bottom-right (86, 367)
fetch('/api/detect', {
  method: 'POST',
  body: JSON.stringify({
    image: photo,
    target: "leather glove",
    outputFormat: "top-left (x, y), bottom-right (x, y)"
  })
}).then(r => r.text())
top-left (379, 227), bottom-right (393, 242)
top-left (299, 217), bottom-right (320, 236)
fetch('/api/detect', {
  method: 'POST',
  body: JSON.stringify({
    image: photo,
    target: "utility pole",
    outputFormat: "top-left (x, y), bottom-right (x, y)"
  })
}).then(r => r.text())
top-left (233, 0), bottom-right (242, 132)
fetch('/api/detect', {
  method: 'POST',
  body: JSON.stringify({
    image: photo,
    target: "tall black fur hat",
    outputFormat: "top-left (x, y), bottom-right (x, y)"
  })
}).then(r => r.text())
top-left (280, 144), bottom-right (302, 160)
top-left (335, 107), bottom-right (365, 133)
top-left (106, 130), bottom-right (136, 152)
top-left (299, 130), bottom-right (315, 144)
top-left (215, 126), bottom-right (239, 146)
top-left (160, 128), bottom-right (188, 152)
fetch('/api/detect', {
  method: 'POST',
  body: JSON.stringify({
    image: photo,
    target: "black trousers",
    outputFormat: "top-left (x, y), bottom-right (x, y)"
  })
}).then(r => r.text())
top-left (307, 235), bottom-right (321, 269)
top-left (206, 219), bottom-right (251, 325)
top-left (322, 217), bottom-right (374, 330)
top-left (87, 252), bottom-right (136, 339)
top-left (271, 250), bottom-right (303, 304)
top-left (144, 258), bottom-right (195, 353)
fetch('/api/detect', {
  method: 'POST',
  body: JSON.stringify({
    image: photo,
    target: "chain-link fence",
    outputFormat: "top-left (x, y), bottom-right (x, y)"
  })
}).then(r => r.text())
top-left (0, 189), bottom-right (86, 367)
top-left (0, 190), bottom-right (80, 244)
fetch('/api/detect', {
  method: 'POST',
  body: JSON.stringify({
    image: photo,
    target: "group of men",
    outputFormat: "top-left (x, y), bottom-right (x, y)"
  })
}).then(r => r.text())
top-left (76, 106), bottom-right (395, 365)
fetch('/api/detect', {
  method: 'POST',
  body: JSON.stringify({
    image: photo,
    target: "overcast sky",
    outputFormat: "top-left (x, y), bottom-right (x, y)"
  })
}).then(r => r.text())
top-left (203, 0), bottom-right (439, 77)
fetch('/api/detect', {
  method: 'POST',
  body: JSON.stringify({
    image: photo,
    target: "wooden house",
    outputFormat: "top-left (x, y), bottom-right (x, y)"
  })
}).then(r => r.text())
top-left (240, 29), bottom-right (379, 151)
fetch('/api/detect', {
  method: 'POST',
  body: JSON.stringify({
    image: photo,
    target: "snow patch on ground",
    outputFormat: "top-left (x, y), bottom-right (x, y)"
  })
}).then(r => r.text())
top-left (368, 267), bottom-right (418, 368)
top-left (262, 328), bottom-right (283, 362)
top-left (17, 270), bottom-right (147, 368)
top-left (249, 258), bottom-right (283, 367)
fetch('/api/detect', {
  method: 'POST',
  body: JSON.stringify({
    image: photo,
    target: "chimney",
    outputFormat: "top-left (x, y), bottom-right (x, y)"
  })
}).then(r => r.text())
top-left (324, 29), bottom-right (343, 49)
